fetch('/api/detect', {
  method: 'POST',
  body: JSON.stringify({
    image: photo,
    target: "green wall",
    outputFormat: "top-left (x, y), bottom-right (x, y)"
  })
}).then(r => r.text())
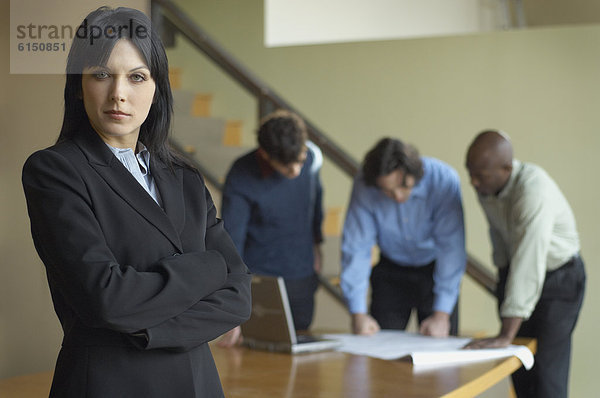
top-left (169, 1), bottom-right (600, 396)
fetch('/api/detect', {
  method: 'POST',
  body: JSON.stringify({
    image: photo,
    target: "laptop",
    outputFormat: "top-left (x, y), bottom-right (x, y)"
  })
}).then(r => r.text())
top-left (241, 275), bottom-right (341, 354)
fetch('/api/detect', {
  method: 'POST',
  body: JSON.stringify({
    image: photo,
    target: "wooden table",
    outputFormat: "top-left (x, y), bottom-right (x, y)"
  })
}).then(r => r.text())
top-left (0, 371), bottom-right (53, 398)
top-left (213, 338), bottom-right (535, 398)
top-left (0, 338), bottom-right (534, 397)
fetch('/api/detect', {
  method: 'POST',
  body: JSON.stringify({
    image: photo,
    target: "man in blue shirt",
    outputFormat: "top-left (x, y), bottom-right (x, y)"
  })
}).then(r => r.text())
top-left (341, 138), bottom-right (466, 337)
top-left (218, 110), bottom-right (324, 346)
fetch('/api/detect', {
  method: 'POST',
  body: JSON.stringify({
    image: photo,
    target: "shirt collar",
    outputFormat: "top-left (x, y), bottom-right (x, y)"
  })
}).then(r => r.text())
top-left (409, 177), bottom-right (427, 199)
top-left (408, 159), bottom-right (429, 199)
top-left (106, 142), bottom-right (152, 175)
top-left (255, 150), bottom-right (275, 178)
top-left (479, 159), bottom-right (522, 202)
top-left (497, 159), bottom-right (521, 199)
top-left (136, 143), bottom-right (151, 171)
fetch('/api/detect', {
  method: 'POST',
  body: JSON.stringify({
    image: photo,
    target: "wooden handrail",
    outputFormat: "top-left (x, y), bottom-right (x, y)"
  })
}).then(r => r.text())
top-left (168, 139), bottom-right (223, 191)
top-left (152, 0), bottom-right (360, 177)
top-left (466, 255), bottom-right (497, 296)
top-left (316, 274), bottom-right (346, 307)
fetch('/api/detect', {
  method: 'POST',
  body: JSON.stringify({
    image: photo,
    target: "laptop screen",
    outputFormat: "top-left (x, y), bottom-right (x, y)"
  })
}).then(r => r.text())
top-left (241, 275), bottom-right (298, 345)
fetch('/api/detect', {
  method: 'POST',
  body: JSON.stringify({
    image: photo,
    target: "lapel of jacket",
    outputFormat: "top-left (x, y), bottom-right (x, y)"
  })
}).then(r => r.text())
top-left (152, 158), bottom-right (186, 238)
top-left (75, 127), bottom-right (183, 252)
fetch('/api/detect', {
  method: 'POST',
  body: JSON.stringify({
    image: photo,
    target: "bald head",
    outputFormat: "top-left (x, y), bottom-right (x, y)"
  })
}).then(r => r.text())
top-left (466, 130), bottom-right (514, 196)
top-left (467, 130), bottom-right (513, 168)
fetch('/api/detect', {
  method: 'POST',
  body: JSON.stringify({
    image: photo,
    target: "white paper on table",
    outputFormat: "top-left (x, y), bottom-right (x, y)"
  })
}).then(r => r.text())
top-left (410, 344), bottom-right (534, 372)
top-left (322, 330), bottom-right (534, 371)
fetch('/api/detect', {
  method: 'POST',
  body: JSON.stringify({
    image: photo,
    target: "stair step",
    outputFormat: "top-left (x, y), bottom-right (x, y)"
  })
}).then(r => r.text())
top-left (191, 94), bottom-right (213, 117)
top-left (172, 113), bottom-right (250, 179)
top-left (324, 207), bottom-right (343, 237)
top-left (173, 90), bottom-right (215, 118)
top-left (172, 90), bottom-right (196, 116)
top-left (321, 235), bottom-right (341, 275)
top-left (173, 113), bottom-right (226, 145)
top-left (223, 120), bottom-right (244, 147)
top-left (169, 67), bottom-right (182, 90)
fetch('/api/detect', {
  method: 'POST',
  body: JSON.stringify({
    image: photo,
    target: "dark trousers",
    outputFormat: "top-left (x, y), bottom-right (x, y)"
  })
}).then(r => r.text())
top-left (284, 273), bottom-right (318, 331)
top-left (497, 255), bottom-right (586, 398)
top-left (369, 256), bottom-right (459, 335)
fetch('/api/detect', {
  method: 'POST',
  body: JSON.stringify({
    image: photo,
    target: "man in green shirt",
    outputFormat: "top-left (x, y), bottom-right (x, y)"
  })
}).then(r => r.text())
top-left (465, 130), bottom-right (585, 398)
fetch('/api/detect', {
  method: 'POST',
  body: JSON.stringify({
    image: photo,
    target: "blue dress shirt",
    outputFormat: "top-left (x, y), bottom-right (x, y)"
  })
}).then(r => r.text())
top-left (106, 142), bottom-right (162, 207)
top-left (341, 157), bottom-right (466, 315)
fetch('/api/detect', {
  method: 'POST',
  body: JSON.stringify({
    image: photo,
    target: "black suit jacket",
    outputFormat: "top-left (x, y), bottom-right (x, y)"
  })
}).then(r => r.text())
top-left (22, 126), bottom-right (252, 397)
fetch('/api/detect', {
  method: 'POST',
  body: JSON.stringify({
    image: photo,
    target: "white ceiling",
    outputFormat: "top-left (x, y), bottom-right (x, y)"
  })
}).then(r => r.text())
top-left (264, 0), bottom-right (600, 48)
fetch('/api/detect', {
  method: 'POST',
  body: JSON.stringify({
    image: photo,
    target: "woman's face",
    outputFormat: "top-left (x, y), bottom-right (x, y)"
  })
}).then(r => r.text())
top-left (81, 39), bottom-right (156, 150)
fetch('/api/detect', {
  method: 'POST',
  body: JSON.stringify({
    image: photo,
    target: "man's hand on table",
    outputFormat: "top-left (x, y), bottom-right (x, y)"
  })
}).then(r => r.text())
top-left (464, 317), bottom-right (522, 349)
top-left (352, 313), bottom-right (381, 335)
top-left (419, 311), bottom-right (450, 337)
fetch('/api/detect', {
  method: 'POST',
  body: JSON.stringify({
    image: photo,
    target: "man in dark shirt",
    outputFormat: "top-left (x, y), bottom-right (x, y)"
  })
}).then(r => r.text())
top-left (217, 110), bottom-right (324, 346)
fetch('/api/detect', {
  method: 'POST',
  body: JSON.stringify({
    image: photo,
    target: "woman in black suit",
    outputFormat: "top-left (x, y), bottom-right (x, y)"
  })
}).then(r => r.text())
top-left (22, 7), bottom-right (251, 397)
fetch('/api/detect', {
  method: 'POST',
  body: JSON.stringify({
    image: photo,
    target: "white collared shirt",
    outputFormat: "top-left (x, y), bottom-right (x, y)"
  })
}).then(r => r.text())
top-left (478, 159), bottom-right (579, 318)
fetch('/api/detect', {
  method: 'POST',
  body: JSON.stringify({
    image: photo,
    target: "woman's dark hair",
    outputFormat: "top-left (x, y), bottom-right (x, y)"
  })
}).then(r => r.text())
top-left (362, 137), bottom-right (424, 186)
top-left (257, 109), bottom-right (307, 164)
top-left (58, 7), bottom-right (186, 168)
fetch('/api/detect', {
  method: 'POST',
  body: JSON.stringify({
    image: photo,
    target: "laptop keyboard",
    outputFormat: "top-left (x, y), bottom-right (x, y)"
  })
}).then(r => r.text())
top-left (296, 334), bottom-right (320, 344)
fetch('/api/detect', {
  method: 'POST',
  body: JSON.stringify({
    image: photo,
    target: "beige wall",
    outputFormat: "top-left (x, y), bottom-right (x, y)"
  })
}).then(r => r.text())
top-left (168, 1), bottom-right (599, 396)
top-left (2, 0), bottom-right (599, 396)
top-left (0, 0), bottom-right (149, 379)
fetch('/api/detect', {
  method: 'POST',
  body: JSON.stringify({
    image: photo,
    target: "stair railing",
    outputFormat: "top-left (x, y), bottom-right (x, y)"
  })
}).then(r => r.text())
top-left (151, 0), bottom-right (359, 177)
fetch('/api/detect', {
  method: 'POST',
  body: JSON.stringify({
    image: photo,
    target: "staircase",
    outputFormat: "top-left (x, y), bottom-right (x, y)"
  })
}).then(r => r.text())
top-left (152, 0), bottom-right (497, 333)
